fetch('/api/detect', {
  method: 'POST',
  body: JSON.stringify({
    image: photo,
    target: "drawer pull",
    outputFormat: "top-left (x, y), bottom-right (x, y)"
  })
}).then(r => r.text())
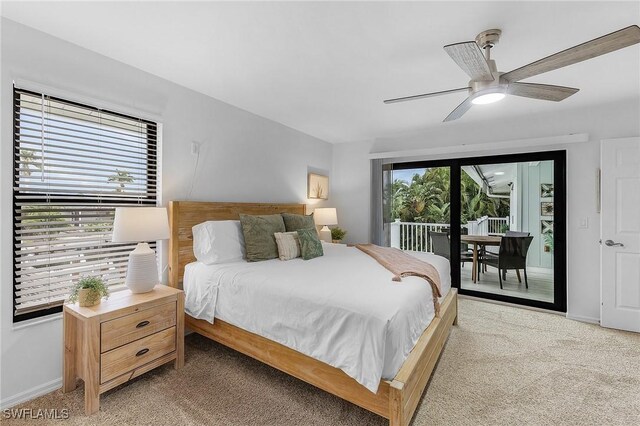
top-left (136, 320), bottom-right (150, 328)
top-left (136, 348), bottom-right (149, 357)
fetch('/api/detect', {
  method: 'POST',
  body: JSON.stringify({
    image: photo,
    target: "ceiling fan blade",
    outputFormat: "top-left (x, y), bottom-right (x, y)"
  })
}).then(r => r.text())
top-left (507, 82), bottom-right (579, 101)
top-left (383, 87), bottom-right (470, 104)
top-left (502, 25), bottom-right (640, 83)
top-left (443, 42), bottom-right (494, 81)
top-left (443, 96), bottom-right (473, 122)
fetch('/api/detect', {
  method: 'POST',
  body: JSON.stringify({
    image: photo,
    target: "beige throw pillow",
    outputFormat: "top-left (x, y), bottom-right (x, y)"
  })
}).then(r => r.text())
top-left (274, 231), bottom-right (301, 261)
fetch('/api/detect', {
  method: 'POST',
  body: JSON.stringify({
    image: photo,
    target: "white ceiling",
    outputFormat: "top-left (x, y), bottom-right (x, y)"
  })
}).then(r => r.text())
top-left (464, 163), bottom-right (518, 195)
top-left (3, 1), bottom-right (639, 143)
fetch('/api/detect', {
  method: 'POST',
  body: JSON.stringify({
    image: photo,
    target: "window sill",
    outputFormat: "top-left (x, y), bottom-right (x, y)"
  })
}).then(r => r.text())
top-left (12, 312), bottom-right (63, 331)
top-left (11, 286), bottom-right (132, 330)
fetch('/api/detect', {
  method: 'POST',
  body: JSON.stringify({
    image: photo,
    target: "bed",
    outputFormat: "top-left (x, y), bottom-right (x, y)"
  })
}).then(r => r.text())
top-left (168, 201), bottom-right (458, 426)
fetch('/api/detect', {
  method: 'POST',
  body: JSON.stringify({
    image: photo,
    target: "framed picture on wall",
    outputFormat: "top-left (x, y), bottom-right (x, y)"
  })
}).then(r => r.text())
top-left (308, 173), bottom-right (329, 199)
top-left (540, 183), bottom-right (554, 198)
top-left (541, 201), bottom-right (554, 216)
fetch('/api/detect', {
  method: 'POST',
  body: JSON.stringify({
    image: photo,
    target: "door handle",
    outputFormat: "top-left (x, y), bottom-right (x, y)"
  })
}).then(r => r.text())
top-left (604, 240), bottom-right (624, 247)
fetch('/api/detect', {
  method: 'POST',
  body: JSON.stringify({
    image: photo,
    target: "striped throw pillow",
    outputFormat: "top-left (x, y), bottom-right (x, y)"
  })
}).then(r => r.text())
top-left (274, 232), bottom-right (301, 261)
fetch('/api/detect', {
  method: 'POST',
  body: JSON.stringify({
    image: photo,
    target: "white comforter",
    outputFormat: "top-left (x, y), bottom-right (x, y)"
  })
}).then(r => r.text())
top-left (183, 243), bottom-right (450, 393)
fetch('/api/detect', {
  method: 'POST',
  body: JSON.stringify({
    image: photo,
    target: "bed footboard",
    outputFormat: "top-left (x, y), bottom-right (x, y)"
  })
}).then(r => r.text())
top-left (389, 288), bottom-right (458, 426)
top-left (185, 289), bottom-right (457, 426)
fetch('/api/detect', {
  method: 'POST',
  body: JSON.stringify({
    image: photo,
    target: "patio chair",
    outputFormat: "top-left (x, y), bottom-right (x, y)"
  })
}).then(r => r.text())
top-left (460, 227), bottom-right (473, 261)
top-left (430, 231), bottom-right (475, 272)
top-left (481, 236), bottom-right (534, 289)
top-left (483, 231), bottom-right (531, 270)
top-left (500, 231), bottom-right (531, 277)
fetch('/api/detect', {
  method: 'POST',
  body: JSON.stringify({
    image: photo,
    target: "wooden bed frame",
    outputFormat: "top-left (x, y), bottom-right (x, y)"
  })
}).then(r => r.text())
top-left (167, 201), bottom-right (458, 426)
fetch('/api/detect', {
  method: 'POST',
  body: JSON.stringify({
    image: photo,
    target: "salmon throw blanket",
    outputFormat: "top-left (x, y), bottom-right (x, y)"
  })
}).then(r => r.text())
top-left (355, 244), bottom-right (443, 315)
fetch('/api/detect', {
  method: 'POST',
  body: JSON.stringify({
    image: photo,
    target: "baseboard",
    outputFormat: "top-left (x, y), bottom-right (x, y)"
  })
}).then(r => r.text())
top-left (0, 377), bottom-right (61, 410)
top-left (566, 313), bottom-right (600, 325)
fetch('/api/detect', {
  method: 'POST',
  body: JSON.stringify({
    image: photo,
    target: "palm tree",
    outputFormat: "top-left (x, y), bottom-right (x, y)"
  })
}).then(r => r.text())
top-left (391, 167), bottom-right (509, 224)
top-left (108, 170), bottom-right (134, 193)
top-left (390, 179), bottom-right (409, 220)
top-left (427, 202), bottom-right (450, 224)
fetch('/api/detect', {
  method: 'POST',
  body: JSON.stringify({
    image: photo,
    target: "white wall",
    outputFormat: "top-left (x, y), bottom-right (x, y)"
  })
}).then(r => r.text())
top-left (518, 161), bottom-right (554, 269)
top-left (333, 98), bottom-right (640, 324)
top-left (332, 140), bottom-right (373, 243)
top-left (0, 19), bottom-right (332, 407)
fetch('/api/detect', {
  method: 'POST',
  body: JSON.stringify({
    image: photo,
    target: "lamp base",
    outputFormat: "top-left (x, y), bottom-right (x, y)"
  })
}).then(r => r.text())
top-left (319, 226), bottom-right (332, 243)
top-left (125, 242), bottom-right (159, 293)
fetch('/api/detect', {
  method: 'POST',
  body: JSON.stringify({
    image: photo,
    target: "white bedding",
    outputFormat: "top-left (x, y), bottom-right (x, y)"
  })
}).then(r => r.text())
top-left (183, 243), bottom-right (451, 393)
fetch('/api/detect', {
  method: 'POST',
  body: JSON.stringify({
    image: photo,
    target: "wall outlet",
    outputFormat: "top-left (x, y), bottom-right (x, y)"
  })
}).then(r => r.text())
top-left (191, 141), bottom-right (200, 155)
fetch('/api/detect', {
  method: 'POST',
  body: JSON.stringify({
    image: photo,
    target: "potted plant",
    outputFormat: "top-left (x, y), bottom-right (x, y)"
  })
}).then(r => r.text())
top-left (68, 276), bottom-right (109, 307)
top-left (330, 227), bottom-right (347, 244)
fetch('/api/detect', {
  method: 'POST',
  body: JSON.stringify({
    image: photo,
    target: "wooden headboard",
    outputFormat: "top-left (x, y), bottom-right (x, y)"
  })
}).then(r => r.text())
top-left (168, 201), bottom-right (306, 288)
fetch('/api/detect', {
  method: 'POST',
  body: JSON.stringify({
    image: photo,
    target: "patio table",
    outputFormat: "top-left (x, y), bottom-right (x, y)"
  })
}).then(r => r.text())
top-left (461, 235), bottom-right (502, 283)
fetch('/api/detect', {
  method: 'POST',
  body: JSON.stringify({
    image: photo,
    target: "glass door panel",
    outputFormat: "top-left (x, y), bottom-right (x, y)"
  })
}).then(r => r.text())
top-left (388, 166), bottom-right (451, 260)
top-left (459, 161), bottom-right (555, 304)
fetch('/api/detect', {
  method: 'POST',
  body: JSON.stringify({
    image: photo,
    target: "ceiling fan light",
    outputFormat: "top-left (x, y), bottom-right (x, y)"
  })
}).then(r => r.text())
top-left (471, 92), bottom-right (506, 105)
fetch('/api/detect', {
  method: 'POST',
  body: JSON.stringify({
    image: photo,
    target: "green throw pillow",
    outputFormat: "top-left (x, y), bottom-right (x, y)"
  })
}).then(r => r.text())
top-left (281, 212), bottom-right (315, 232)
top-left (239, 214), bottom-right (286, 262)
top-left (297, 228), bottom-right (324, 260)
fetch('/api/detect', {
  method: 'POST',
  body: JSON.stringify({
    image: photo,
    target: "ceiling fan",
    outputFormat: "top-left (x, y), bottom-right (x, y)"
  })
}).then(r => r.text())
top-left (384, 25), bottom-right (640, 122)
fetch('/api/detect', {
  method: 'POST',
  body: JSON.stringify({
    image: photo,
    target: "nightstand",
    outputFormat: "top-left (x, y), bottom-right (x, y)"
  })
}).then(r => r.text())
top-left (63, 285), bottom-right (184, 414)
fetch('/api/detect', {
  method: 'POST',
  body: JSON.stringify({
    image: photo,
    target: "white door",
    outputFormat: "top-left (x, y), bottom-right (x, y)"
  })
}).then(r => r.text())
top-left (601, 137), bottom-right (640, 332)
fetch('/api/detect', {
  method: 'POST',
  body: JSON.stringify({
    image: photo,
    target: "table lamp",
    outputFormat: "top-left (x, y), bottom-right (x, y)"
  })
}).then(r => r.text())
top-left (314, 208), bottom-right (338, 243)
top-left (112, 207), bottom-right (170, 293)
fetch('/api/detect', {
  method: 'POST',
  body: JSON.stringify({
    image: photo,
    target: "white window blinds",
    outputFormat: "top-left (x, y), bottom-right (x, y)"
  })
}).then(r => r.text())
top-left (13, 87), bottom-right (158, 320)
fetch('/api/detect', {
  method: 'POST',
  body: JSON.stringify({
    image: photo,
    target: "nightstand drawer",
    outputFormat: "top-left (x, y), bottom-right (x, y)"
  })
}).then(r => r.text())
top-left (101, 302), bottom-right (176, 352)
top-left (101, 327), bottom-right (176, 384)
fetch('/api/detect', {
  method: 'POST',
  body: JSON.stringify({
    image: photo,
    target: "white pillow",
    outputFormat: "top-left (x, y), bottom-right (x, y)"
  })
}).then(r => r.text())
top-left (192, 220), bottom-right (245, 264)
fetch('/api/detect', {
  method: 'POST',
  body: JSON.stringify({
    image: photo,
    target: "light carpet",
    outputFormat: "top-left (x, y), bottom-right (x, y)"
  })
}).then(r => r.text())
top-left (5, 298), bottom-right (639, 425)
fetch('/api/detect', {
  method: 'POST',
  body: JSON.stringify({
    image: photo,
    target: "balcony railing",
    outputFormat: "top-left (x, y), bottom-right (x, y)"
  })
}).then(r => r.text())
top-left (390, 221), bottom-right (450, 252)
top-left (468, 216), bottom-right (509, 236)
top-left (390, 216), bottom-right (510, 253)
top-left (487, 217), bottom-right (509, 235)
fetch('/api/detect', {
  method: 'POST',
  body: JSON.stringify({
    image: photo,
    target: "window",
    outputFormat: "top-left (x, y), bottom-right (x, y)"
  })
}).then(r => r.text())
top-left (13, 87), bottom-right (158, 321)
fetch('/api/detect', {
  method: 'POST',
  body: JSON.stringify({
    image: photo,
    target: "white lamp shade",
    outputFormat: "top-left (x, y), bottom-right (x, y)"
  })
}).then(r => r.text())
top-left (314, 208), bottom-right (338, 226)
top-left (112, 207), bottom-right (170, 243)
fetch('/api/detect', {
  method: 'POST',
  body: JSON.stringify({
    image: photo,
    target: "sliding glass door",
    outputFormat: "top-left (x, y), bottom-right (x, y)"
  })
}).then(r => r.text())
top-left (383, 151), bottom-right (566, 312)
top-left (459, 159), bottom-right (558, 304)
